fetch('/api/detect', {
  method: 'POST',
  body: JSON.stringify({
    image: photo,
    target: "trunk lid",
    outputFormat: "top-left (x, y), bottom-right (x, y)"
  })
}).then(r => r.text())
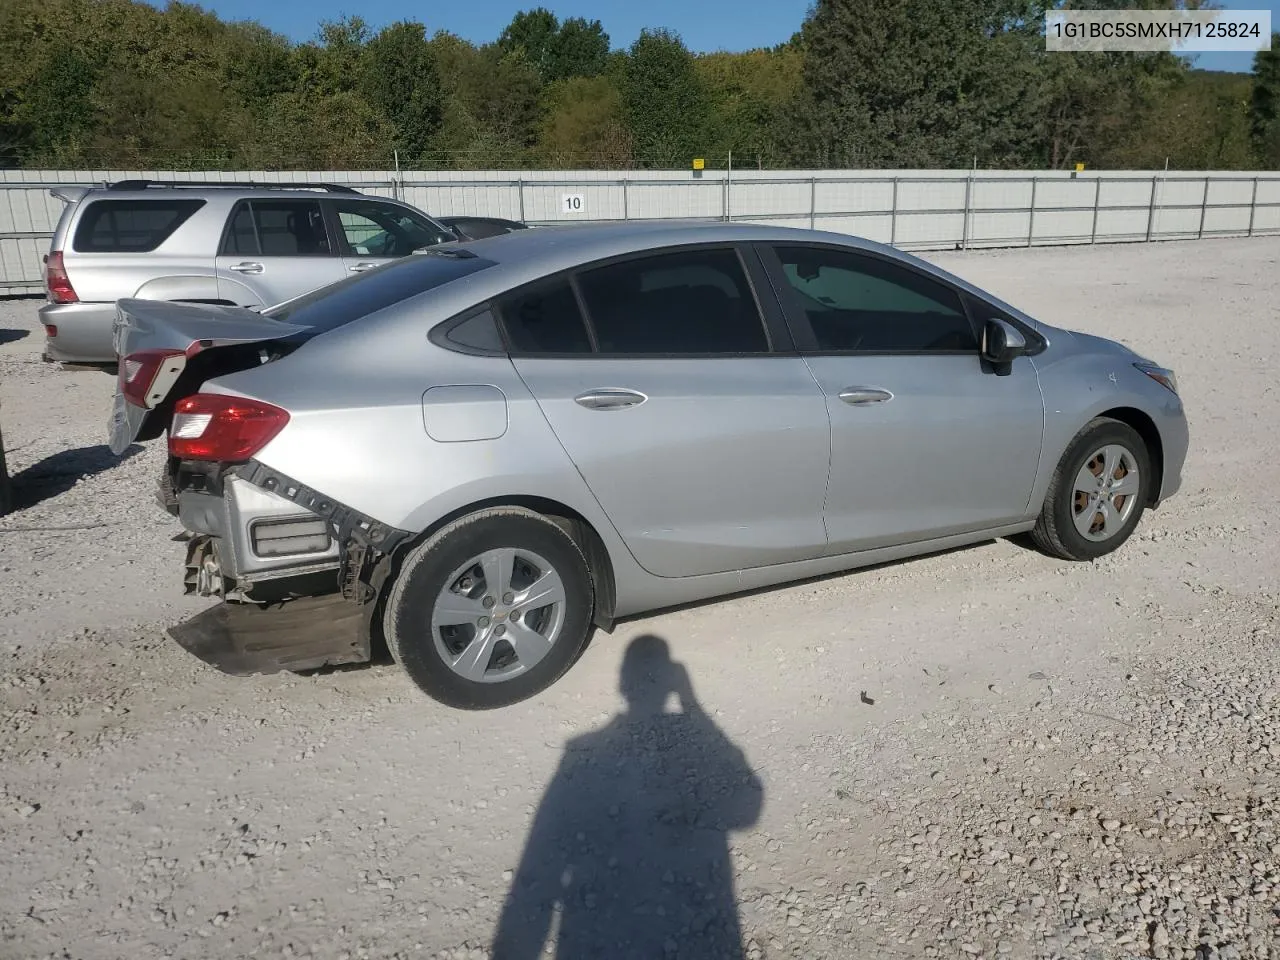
top-left (108, 298), bottom-right (307, 454)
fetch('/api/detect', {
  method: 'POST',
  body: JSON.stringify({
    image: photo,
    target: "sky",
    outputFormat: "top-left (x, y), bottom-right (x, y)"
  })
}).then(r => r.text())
top-left (163, 0), bottom-right (1276, 72)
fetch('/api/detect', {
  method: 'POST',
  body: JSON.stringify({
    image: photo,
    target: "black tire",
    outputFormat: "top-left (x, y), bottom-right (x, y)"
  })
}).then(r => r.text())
top-left (1031, 416), bottom-right (1151, 561)
top-left (384, 507), bottom-right (594, 709)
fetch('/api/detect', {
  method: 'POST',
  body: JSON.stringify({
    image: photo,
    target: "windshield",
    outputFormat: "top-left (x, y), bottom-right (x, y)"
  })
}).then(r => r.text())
top-left (263, 251), bottom-right (495, 334)
top-left (332, 198), bottom-right (456, 254)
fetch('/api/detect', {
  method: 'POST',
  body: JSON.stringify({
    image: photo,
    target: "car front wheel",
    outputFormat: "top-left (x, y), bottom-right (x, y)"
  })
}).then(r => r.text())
top-left (1031, 417), bottom-right (1152, 561)
top-left (383, 507), bottom-right (595, 709)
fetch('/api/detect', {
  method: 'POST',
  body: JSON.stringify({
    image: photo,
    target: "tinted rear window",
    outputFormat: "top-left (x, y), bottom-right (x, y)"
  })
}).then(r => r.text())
top-left (72, 199), bottom-right (204, 252)
top-left (576, 248), bottom-right (769, 354)
top-left (498, 279), bottom-right (592, 354)
top-left (263, 251), bottom-right (494, 334)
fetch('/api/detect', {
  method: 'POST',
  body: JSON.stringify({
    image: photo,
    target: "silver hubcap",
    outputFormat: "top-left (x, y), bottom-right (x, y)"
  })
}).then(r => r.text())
top-left (1072, 443), bottom-right (1141, 542)
top-left (431, 548), bottom-right (567, 683)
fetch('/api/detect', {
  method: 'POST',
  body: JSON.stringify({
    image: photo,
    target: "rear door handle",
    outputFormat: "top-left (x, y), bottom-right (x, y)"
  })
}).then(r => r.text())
top-left (837, 386), bottom-right (894, 405)
top-left (573, 388), bottom-right (647, 411)
top-left (228, 261), bottom-right (263, 274)
top-left (347, 262), bottom-right (379, 273)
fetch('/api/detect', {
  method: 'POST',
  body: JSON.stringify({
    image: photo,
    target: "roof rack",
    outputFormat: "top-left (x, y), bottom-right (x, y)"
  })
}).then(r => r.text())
top-left (106, 179), bottom-right (361, 194)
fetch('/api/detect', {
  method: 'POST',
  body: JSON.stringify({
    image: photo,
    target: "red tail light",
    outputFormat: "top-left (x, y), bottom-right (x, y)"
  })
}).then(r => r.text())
top-left (121, 349), bottom-right (186, 408)
top-left (169, 393), bottom-right (289, 463)
top-left (44, 251), bottom-right (78, 304)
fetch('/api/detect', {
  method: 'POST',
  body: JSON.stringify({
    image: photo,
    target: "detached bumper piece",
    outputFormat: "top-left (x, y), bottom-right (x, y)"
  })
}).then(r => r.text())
top-left (168, 593), bottom-right (370, 676)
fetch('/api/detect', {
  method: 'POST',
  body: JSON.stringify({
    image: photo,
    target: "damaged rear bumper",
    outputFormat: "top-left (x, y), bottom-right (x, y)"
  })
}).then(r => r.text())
top-left (168, 593), bottom-right (370, 675)
top-left (165, 459), bottom-right (411, 677)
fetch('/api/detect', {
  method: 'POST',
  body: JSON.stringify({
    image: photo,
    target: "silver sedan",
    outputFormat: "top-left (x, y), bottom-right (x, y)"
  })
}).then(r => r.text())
top-left (109, 221), bottom-right (1188, 708)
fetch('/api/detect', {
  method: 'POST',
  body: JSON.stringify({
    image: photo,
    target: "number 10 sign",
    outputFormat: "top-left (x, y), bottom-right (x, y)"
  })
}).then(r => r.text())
top-left (561, 193), bottom-right (585, 214)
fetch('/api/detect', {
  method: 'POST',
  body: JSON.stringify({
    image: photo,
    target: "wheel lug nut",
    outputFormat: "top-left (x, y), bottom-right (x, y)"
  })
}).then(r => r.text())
top-left (510, 610), bottom-right (521, 621)
top-left (502, 592), bottom-right (515, 605)
top-left (482, 596), bottom-right (496, 608)
top-left (478, 616), bottom-right (490, 628)
top-left (494, 624), bottom-right (506, 637)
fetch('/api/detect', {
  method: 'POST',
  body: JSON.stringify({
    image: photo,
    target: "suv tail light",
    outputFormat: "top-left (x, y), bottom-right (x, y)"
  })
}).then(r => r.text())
top-left (121, 349), bottom-right (186, 408)
top-left (44, 251), bottom-right (78, 303)
top-left (169, 393), bottom-right (289, 463)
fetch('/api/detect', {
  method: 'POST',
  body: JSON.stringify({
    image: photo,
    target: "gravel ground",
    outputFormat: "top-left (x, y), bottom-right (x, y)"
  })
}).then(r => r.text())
top-left (0, 237), bottom-right (1277, 960)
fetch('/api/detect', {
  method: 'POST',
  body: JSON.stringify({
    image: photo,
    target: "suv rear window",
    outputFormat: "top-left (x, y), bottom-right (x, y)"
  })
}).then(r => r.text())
top-left (263, 251), bottom-right (495, 334)
top-left (72, 199), bottom-right (204, 253)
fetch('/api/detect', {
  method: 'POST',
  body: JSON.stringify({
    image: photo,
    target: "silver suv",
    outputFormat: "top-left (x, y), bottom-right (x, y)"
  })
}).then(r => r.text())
top-left (39, 181), bottom-right (461, 363)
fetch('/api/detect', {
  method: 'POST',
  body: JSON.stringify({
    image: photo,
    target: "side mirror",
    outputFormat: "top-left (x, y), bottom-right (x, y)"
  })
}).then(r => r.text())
top-left (982, 318), bottom-right (1027, 366)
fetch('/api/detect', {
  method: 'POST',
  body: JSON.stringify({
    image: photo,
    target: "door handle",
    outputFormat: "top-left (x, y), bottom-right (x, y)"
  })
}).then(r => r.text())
top-left (347, 262), bottom-right (379, 273)
top-left (837, 386), bottom-right (894, 405)
top-left (573, 388), bottom-right (647, 411)
top-left (228, 261), bottom-right (263, 274)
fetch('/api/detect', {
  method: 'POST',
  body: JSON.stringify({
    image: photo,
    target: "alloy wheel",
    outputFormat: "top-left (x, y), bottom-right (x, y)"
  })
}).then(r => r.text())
top-left (430, 548), bottom-right (567, 683)
top-left (1071, 443), bottom-right (1142, 542)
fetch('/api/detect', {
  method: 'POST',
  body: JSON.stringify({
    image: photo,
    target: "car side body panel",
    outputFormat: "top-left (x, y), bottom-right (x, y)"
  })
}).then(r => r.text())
top-left (803, 352), bottom-right (1044, 553)
top-left (1029, 327), bottom-right (1188, 508)
top-left (133, 274), bottom-right (224, 302)
top-left (512, 355), bottom-right (831, 578)
top-left (178, 222), bottom-right (1187, 626)
top-left (206, 315), bottom-right (638, 561)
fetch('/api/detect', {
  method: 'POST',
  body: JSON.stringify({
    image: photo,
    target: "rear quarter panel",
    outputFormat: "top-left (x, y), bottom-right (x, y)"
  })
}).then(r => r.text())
top-left (205, 306), bottom-right (634, 562)
top-left (134, 275), bottom-right (223, 301)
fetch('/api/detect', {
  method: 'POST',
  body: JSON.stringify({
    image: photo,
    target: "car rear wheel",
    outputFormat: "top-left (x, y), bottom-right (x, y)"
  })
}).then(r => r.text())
top-left (1031, 417), bottom-right (1151, 561)
top-left (384, 508), bottom-right (594, 709)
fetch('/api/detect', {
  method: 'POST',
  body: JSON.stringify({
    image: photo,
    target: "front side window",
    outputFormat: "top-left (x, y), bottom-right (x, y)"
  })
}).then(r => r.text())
top-left (575, 248), bottom-right (769, 355)
top-left (774, 246), bottom-right (976, 353)
top-left (221, 200), bottom-right (331, 257)
top-left (332, 199), bottom-right (453, 257)
top-left (72, 199), bottom-right (204, 253)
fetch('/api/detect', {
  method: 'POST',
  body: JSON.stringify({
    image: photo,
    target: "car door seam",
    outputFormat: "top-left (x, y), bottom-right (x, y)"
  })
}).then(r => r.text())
top-left (1024, 355), bottom-right (1051, 516)
top-left (504, 358), bottom-right (649, 572)
top-left (798, 355), bottom-right (834, 546)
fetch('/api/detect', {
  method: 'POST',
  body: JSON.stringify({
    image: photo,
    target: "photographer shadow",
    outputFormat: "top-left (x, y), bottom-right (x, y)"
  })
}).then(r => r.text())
top-left (492, 634), bottom-right (764, 960)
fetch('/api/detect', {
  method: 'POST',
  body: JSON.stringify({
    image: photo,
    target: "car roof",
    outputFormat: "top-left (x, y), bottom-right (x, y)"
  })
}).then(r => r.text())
top-left (418, 219), bottom-right (1042, 331)
top-left (455, 219), bottom-right (901, 276)
top-left (53, 180), bottom-right (404, 207)
top-left (74, 187), bottom-right (380, 201)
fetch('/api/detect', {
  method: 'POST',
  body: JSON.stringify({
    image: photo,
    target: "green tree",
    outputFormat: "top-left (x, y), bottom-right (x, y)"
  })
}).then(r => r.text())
top-left (695, 47), bottom-right (802, 167)
top-left (11, 50), bottom-right (98, 165)
top-left (623, 29), bottom-right (709, 167)
top-left (1252, 35), bottom-right (1280, 166)
top-left (546, 18), bottom-right (611, 82)
top-left (242, 90), bottom-right (395, 168)
top-left (498, 9), bottom-right (559, 77)
top-left (499, 9), bottom-right (610, 83)
top-left (430, 33), bottom-right (542, 167)
top-left (361, 21), bottom-right (444, 164)
top-left (788, 0), bottom-right (1044, 168)
top-left (221, 23), bottom-right (298, 112)
top-left (538, 75), bottom-right (632, 166)
top-left (303, 16), bottom-right (370, 97)
top-left (1035, 43), bottom-right (1188, 168)
top-left (1108, 71), bottom-right (1257, 169)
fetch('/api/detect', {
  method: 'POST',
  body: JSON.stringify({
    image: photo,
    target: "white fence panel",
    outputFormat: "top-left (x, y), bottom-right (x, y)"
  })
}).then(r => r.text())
top-left (2, 167), bottom-right (1278, 293)
top-left (728, 179), bottom-right (811, 220)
